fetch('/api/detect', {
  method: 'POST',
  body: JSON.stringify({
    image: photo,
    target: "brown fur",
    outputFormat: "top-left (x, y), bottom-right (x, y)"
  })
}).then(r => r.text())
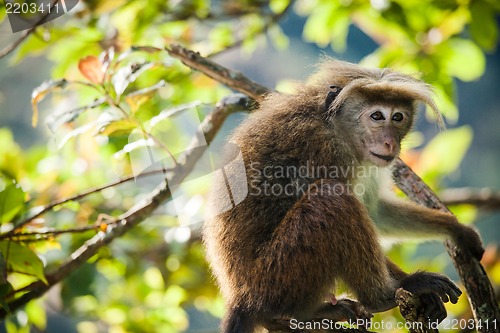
top-left (203, 58), bottom-right (483, 332)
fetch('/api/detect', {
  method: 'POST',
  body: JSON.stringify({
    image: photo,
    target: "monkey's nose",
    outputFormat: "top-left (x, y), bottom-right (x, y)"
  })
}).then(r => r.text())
top-left (384, 138), bottom-right (397, 154)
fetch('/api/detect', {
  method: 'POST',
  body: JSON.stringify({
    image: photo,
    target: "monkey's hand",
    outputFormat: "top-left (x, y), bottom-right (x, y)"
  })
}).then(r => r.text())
top-left (399, 272), bottom-right (462, 324)
top-left (400, 272), bottom-right (462, 304)
top-left (453, 225), bottom-right (484, 260)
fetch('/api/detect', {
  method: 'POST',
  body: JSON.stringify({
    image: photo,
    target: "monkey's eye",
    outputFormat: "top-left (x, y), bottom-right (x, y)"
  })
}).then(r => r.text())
top-left (370, 111), bottom-right (385, 121)
top-left (392, 112), bottom-right (404, 122)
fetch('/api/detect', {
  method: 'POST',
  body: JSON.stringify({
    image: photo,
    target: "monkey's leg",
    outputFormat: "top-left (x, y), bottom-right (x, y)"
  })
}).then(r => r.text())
top-left (257, 180), bottom-right (397, 319)
top-left (220, 306), bottom-right (255, 333)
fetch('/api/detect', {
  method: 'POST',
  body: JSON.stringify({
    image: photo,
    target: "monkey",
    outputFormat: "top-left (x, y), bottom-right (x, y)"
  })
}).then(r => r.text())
top-left (202, 58), bottom-right (484, 333)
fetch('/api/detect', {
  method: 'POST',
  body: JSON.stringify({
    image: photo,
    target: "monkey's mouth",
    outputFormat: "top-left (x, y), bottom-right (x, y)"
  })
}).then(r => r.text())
top-left (370, 152), bottom-right (395, 162)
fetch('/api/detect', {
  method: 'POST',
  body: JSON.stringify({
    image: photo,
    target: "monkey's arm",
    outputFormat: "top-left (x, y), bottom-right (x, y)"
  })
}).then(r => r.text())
top-left (376, 198), bottom-right (484, 259)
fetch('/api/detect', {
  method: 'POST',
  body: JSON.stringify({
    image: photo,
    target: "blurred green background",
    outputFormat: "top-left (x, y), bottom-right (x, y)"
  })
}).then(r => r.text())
top-left (0, 0), bottom-right (499, 332)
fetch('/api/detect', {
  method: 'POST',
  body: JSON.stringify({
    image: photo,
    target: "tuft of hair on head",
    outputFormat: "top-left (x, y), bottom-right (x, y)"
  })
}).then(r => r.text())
top-left (308, 57), bottom-right (445, 128)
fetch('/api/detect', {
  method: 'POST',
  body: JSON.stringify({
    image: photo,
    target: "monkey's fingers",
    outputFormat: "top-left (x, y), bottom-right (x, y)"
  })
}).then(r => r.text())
top-left (400, 272), bottom-right (462, 304)
top-left (313, 299), bottom-right (372, 326)
top-left (431, 276), bottom-right (462, 304)
top-left (337, 299), bottom-right (373, 325)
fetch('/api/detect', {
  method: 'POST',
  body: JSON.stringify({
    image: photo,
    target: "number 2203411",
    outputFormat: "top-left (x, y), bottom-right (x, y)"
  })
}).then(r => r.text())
top-left (5, 2), bottom-right (64, 15)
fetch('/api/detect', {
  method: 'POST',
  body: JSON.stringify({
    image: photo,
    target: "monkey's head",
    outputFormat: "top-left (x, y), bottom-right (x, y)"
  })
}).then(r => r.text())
top-left (311, 59), bottom-right (443, 167)
top-left (344, 92), bottom-right (415, 166)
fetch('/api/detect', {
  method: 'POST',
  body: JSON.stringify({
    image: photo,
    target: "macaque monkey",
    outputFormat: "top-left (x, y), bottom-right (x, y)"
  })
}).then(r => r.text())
top-left (203, 59), bottom-right (484, 332)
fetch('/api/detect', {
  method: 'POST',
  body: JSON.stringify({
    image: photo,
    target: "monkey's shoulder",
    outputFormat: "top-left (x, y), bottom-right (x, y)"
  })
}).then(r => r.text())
top-left (241, 111), bottom-right (326, 134)
top-left (230, 107), bottom-right (336, 160)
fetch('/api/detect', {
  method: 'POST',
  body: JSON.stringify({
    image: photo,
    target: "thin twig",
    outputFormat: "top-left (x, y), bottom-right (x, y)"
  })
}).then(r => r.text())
top-left (8, 226), bottom-right (97, 239)
top-left (0, 28), bottom-right (35, 59)
top-left (208, 0), bottom-right (294, 57)
top-left (5, 224), bottom-right (112, 242)
top-left (0, 0), bottom-right (60, 59)
top-left (1, 168), bottom-right (173, 240)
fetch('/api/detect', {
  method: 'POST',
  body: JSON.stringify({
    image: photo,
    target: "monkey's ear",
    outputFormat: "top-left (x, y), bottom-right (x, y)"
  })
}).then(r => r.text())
top-left (324, 85), bottom-right (342, 113)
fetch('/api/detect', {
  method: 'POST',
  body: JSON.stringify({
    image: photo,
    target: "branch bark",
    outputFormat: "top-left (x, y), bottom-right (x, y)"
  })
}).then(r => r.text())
top-left (392, 159), bottom-right (500, 332)
top-left (0, 0), bottom-right (61, 60)
top-left (167, 44), bottom-right (500, 332)
top-left (0, 28), bottom-right (35, 59)
top-left (167, 44), bottom-right (269, 99)
top-left (396, 289), bottom-right (438, 333)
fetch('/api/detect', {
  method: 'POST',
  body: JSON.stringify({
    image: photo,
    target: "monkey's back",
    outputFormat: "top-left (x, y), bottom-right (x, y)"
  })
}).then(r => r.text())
top-left (203, 92), bottom-right (355, 317)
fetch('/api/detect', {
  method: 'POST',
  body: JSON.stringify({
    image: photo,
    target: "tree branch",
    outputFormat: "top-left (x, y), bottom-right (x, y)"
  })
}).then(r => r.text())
top-left (0, 93), bottom-right (251, 318)
top-left (0, 28), bottom-right (35, 59)
top-left (396, 289), bottom-right (437, 333)
top-left (167, 44), bottom-right (500, 332)
top-left (392, 159), bottom-right (500, 332)
top-left (440, 187), bottom-right (500, 211)
top-left (166, 44), bottom-right (269, 99)
top-left (0, 0), bottom-right (61, 60)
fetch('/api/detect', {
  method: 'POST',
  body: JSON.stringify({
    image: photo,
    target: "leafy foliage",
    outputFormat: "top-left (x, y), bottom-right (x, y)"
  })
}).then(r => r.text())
top-left (0, 0), bottom-right (499, 332)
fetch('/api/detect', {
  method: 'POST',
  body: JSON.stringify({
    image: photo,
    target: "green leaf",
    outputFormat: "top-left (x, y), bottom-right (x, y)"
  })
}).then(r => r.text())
top-left (0, 178), bottom-right (25, 224)
top-left (0, 252), bottom-right (13, 312)
top-left (10, 32), bottom-right (50, 64)
top-left (268, 25), bottom-right (289, 50)
top-left (56, 120), bottom-right (103, 149)
top-left (46, 98), bottom-right (106, 133)
top-left (209, 24), bottom-right (234, 50)
top-left (148, 101), bottom-right (202, 130)
top-left (0, 282), bottom-right (12, 312)
top-left (470, 2), bottom-right (499, 51)
top-left (5, 318), bottom-right (17, 333)
top-left (446, 38), bottom-right (486, 81)
top-left (432, 84), bottom-right (458, 124)
top-left (98, 119), bottom-right (138, 137)
top-left (25, 301), bottom-right (47, 330)
top-left (419, 126), bottom-right (473, 176)
top-left (112, 62), bottom-right (154, 97)
top-left (125, 80), bottom-right (167, 113)
top-left (302, 1), bottom-right (350, 52)
top-left (31, 79), bottom-right (68, 127)
top-left (449, 204), bottom-right (477, 225)
top-left (270, 0), bottom-right (290, 13)
top-left (302, 2), bottom-right (338, 47)
top-left (0, 241), bottom-right (47, 284)
top-left (330, 15), bottom-right (350, 52)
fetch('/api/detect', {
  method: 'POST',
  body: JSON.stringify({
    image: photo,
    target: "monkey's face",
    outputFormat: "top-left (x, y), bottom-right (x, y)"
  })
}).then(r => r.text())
top-left (357, 104), bottom-right (413, 167)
